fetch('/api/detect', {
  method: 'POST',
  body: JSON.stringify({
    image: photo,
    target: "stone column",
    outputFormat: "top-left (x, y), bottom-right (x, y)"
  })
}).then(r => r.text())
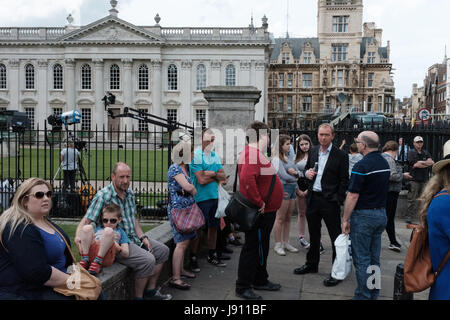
top-left (210, 60), bottom-right (221, 85)
top-left (181, 60), bottom-right (193, 124)
top-left (201, 86), bottom-right (261, 192)
top-left (8, 59), bottom-right (20, 110)
top-left (254, 60), bottom-right (266, 121)
top-left (122, 58), bottom-right (133, 131)
top-left (65, 58), bottom-right (76, 110)
top-left (93, 58), bottom-right (104, 129)
top-left (150, 60), bottom-right (162, 136)
top-left (240, 61), bottom-right (251, 85)
top-left (36, 59), bottom-right (48, 128)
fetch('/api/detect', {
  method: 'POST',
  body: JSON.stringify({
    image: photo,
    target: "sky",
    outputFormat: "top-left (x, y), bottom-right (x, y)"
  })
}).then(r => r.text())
top-left (0, 0), bottom-right (448, 99)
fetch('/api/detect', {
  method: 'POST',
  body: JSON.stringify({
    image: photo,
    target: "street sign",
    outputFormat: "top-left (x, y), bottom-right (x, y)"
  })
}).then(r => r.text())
top-left (417, 108), bottom-right (431, 121)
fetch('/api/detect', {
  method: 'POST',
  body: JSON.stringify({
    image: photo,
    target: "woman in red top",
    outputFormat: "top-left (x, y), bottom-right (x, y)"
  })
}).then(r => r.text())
top-left (235, 121), bottom-right (283, 300)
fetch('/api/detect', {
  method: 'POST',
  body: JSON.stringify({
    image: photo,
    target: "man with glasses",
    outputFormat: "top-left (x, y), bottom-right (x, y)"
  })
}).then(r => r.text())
top-left (75, 162), bottom-right (172, 300)
top-left (342, 131), bottom-right (391, 300)
top-left (189, 128), bottom-right (229, 269)
top-left (404, 136), bottom-right (434, 224)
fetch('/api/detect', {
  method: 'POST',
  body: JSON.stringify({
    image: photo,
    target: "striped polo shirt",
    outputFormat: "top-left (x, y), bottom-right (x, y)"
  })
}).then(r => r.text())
top-left (84, 183), bottom-right (140, 245)
top-left (348, 151), bottom-right (390, 210)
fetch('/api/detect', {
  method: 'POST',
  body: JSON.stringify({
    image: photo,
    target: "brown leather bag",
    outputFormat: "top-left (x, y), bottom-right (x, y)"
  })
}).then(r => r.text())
top-left (404, 222), bottom-right (450, 293)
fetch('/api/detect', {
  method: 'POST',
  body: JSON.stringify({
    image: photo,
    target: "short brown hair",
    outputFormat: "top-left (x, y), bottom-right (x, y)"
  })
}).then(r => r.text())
top-left (349, 143), bottom-right (358, 153)
top-left (246, 121), bottom-right (270, 144)
top-left (102, 203), bottom-right (122, 218)
top-left (382, 141), bottom-right (399, 153)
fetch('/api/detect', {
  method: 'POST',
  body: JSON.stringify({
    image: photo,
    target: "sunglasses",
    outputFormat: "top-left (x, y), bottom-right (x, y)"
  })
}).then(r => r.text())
top-left (27, 191), bottom-right (52, 199)
top-left (102, 218), bottom-right (118, 224)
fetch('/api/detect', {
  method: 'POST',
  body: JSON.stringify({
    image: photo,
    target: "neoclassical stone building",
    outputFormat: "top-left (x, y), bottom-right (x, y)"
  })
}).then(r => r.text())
top-left (0, 1), bottom-right (271, 134)
top-left (268, 0), bottom-right (395, 128)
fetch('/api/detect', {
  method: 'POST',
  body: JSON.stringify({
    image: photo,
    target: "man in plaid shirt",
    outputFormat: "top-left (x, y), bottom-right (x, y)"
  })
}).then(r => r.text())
top-left (75, 162), bottom-right (172, 300)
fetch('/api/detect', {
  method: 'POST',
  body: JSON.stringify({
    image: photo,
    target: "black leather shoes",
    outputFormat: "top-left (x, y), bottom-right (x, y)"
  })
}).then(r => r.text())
top-left (294, 264), bottom-right (318, 275)
top-left (217, 253), bottom-right (231, 260)
top-left (253, 281), bottom-right (281, 291)
top-left (323, 276), bottom-right (342, 287)
top-left (236, 289), bottom-right (263, 300)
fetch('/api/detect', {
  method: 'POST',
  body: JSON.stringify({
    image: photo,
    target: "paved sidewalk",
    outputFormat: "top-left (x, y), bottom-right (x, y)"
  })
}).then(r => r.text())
top-left (162, 215), bottom-right (429, 300)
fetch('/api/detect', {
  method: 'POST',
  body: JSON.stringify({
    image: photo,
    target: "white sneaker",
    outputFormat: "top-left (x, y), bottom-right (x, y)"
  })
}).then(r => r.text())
top-left (283, 242), bottom-right (299, 253)
top-left (299, 237), bottom-right (311, 249)
top-left (274, 242), bottom-right (286, 256)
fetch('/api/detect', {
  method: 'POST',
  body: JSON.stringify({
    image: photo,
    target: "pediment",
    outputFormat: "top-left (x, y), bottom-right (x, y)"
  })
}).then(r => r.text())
top-left (77, 98), bottom-right (95, 105)
top-left (0, 97), bottom-right (9, 104)
top-left (163, 99), bottom-right (181, 107)
top-left (192, 99), bottom-right (208, 107)
top-left (60, 16), bottom-right (163, 43)
top-left (49, 98), bottom-right (66, 105)
top-left (21, 98), bottom-right (37, 104)
top-left (135, 99), bottom-right (152, 105)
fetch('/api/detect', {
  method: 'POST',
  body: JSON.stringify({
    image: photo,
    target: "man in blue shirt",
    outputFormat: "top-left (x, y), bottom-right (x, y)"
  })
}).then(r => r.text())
top-left (342, 131), bottom-right (390, 300)
top-left (190, 129), bottom-right (228, 268)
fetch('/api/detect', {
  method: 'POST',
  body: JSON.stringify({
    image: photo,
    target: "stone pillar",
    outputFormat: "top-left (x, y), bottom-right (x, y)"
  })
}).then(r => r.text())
top-left (254, 60), bottom-right (266, 121)
top-left (181, 60), bottom-right (192, 124)
top-left (151, 60), bottom-right (162, 118)
top-left (65, 58), bottom-right (76, 110)
top-left (8, 59), bottom-right (20, 110)
top-left (36, 59), bottom-right (48, 128)
top-left (210, 60), bottom-right (221, 85)
top-left (201, 86), bottom-right (261, 192)
top-left (240, 61), bottom-right (251, 85)
top-left (122, 58), bottom-right (133, 131)
top-left (93, 58), bottom-right (105, 129)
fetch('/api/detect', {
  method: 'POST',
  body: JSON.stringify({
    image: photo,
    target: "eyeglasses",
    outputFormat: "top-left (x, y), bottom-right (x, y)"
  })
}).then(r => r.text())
top-left (102, 218), bottom-right (118, 224)
top-left (27, 191), bottom-right (52, 199)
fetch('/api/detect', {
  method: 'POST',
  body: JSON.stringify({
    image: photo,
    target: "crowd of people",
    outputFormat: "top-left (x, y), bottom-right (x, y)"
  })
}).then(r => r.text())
top-left (0, 122), bottom-right (448, 301)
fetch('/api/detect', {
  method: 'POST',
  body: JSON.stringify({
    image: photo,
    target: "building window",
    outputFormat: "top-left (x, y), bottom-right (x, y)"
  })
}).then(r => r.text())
top-left (303, 52), bottom-right (312, 64)
top-left (52, 108), bottom-right (63, 117)
top-left (325, 97), bottom-right (331, 111)
top-left (278, 96), bottom-right (284, 112)
top-left (167, 109), bottom-right (178, 123)
top-left (25, 64), bottom-right (35, 89)
top-left (368, 73), bottom-right (374, 88)
top-left (168, 64), bottom-right (178, 91)
top-left (337, 70), bottom-right (344, 87)
top-left (332, 44), bottom-right (348, 62)
top-left (138, 64), bottom-right (149, 91)
top-left (279, 73), bottom-right (284, 88)
top-left (138, 109), bottom-right (148, 132)
top-left (110, 64), bottom-right (120, 90)
top-left (287, 73), bottom-right (293, 88)
top-left (282, 52), bottom-right (290, 64)
top-left (196, 64), bottom-right (207, 91)
top-left (287, 96), bottom-right (292, 112)
top-left (385, 96), bottom-right (392, 113)
top-left (225, 64), bottom-right (236, 86)
top-left (367, 52), bottom-right (376, 64)
top-left (367, 96), bottom-right (373, 112)
top-left (302, 96), bottom-right (312, 112)
top-left (81, 64), bottom-right (91, 90)
top-left (333, 16), bottom-right (349, 33)
top-left (347, 96), bottom-right (353, 109)
top-left (303, 73), bottom-right (312, 88)
top-left (196, 109), bottom-right (207, 128)
top-left (25, 108), bottom-right (35, 129)
top-left (53, 64), bottom-right (63, 90)
top-left (81, 108), bottom-right (91, 131)
top-left (378, 96), bottom-right (383, 112)
top-left (0, 64), bottom-right (6, 89)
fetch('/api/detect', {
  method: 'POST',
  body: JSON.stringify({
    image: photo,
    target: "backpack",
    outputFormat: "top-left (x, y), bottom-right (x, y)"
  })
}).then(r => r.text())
top-left (403, 191), bottom-right (450, 293)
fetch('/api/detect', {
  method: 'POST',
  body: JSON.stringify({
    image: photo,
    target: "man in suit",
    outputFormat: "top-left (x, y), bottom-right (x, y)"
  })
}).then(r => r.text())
top-left (293, 123), bottom-right (349, 287)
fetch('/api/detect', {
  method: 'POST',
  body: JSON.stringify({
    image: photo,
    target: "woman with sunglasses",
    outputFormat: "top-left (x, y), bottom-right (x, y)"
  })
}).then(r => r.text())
top-left (0, 178), bottom-right (75, 300)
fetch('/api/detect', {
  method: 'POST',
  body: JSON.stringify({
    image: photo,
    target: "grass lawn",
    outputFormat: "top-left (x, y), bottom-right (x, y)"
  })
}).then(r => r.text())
top-left (58, 223), bottom-right (155, 262)
top-left (1, 148), bottom-right (169, 182)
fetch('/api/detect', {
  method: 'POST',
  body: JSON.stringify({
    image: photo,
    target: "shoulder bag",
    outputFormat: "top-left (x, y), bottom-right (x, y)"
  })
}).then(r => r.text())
top-left (403, 191), bottom-right (450, 293)
top-left (52, 226), bottom-right (102, 300)
top-left (225, 165), bottom-right (276, 232)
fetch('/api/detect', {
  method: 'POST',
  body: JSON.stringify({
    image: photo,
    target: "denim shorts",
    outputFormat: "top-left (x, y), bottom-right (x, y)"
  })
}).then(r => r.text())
top-left (197, 199), bottom-right (220, 228)
top-left (282, 183), bottom-right (297, 200)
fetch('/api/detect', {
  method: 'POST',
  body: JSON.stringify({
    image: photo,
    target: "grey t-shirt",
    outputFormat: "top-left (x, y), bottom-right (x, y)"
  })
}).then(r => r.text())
top-left (60, 147), bottom-right (80, 171)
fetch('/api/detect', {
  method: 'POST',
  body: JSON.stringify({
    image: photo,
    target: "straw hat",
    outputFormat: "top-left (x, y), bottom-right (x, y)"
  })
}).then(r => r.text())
top-left (432, 140), bottom-right (450, 174)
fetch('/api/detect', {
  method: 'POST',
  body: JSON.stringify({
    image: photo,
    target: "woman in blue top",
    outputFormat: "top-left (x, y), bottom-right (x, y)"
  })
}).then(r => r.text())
top-left (0, 178), bottom-right (74, 300)
top-left (418, 140), bottom-right (450, 300)
top-left (167, 141), bottom-right (198, 290)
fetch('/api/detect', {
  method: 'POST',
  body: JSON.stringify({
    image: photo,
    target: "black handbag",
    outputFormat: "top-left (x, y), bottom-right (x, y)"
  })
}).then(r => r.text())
top-left (225, 165), bottom-right (276, 232)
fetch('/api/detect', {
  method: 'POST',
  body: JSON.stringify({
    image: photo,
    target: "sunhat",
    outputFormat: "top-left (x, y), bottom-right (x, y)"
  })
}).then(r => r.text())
top-left (432, 140), bottom-right (450, 174)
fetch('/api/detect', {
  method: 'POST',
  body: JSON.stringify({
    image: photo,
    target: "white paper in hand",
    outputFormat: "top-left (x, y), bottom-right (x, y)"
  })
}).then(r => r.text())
top-left (331, 234), bottom-right (352, 280)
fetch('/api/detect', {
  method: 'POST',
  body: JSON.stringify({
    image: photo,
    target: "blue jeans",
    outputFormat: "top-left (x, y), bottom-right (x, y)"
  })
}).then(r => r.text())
top-left (350, 208), bottom-right (387, 300)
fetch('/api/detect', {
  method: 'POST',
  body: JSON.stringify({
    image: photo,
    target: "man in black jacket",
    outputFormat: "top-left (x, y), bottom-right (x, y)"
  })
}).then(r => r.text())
top-left (293, 123), bottom-right (349, 287)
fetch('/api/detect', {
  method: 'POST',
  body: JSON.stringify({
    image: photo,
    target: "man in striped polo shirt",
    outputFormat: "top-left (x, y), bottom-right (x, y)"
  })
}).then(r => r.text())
top-left (342, 131), bottom-right (390, 300)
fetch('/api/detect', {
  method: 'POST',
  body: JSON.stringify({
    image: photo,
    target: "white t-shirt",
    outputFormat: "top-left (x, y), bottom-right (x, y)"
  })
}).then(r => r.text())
top-left (60, 147), bottom-right (80, 171)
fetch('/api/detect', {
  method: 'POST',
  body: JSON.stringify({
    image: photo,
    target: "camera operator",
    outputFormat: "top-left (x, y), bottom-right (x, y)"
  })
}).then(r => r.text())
top-left (60, 140), bottom-right (81, 195)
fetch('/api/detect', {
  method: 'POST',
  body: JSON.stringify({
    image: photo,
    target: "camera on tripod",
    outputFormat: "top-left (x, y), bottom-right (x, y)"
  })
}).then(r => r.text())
top-left (102, 92), bottom-right (117, 118)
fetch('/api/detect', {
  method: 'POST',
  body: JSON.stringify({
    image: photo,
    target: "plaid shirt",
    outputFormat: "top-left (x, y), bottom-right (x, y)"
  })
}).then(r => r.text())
top-left (84, 183), bottom-right (141, 245)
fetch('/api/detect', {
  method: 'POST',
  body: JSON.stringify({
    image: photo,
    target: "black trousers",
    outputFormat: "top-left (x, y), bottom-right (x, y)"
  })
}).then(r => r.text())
top-left (305, 192), bottom-right (341, 269)
top-left (385, 191), bottom-right (400, 244)
top-left (236, 211), bottom-right (276, 291)
top-left (62, 170), bottom-right (76, 193)
top-left (217, 217), bottom-right (232, 253)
